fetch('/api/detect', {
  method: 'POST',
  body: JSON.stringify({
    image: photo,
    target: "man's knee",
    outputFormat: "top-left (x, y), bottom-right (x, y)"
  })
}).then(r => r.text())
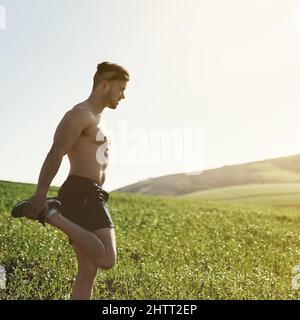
top-left (94, 252), bottom-right (117, 270)
top-left (78, 262), bottom-right (98, 279)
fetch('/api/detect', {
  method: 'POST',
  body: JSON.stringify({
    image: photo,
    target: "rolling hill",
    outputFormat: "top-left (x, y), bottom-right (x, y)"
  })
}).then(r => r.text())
top-left (114, 154), bottom-right (300, 197)
top-left (180, 183), bottom-right (300, 208)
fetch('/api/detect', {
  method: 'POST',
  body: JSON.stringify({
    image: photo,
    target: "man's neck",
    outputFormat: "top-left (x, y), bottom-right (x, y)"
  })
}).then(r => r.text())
top-left (85, 93), bottom-right (106, 114)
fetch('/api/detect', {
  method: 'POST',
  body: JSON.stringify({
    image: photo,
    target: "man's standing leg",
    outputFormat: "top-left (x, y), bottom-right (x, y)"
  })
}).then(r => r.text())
top-left (71, 242), bottom-right (98, 300)
top-left (70, 227), bottom-right (116, 300)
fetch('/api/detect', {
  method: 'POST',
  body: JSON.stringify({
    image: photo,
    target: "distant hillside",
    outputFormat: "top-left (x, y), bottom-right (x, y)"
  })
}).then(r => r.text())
top-left (113, 154), bottom-right (300, 196)
top-left (180, 183), bottom-right (300, 208)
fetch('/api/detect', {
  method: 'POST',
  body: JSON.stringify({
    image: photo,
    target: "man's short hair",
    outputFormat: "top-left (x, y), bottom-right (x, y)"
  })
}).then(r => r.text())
top-left (93, 62), bottom-right (130, 90)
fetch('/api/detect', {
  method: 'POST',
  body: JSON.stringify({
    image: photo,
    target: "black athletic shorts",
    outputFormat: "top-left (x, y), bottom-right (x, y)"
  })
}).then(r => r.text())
top-left (57, 175), bottom-right (115, 244)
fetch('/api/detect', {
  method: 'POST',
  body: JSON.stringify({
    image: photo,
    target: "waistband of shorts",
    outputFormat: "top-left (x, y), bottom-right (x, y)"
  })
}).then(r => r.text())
top-left (64, 175), bottom-right (108, 194)
top-left (66, 175), bottom-right (100, 185)
top-left (61, 175), bottom-right (109, 202)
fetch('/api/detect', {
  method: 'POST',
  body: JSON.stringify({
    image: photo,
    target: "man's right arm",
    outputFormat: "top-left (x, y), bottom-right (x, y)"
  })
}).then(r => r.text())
top-left (25, 108), bottom-right (92, 218)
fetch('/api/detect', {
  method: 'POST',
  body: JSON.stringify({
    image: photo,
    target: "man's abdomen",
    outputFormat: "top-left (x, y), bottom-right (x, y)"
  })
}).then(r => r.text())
top-left (67, 142), bottom-right (108, 185)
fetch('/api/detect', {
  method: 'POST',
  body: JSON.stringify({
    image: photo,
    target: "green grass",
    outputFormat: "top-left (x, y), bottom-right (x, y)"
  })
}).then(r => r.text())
top-left (1, 180), bottom-right (300, 299)
top-left (181, 183), bottom-right (300, 208)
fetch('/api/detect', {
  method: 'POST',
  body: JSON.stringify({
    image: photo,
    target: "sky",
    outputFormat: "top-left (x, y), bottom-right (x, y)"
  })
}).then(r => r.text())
top-left (0, 0), bottom-right (300, 191)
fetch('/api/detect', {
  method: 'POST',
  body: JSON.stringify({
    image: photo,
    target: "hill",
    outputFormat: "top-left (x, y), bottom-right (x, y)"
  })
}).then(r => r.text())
top-left (180, 183), bottom-right (300, 208)
top-left (114, 154), bottom-right (300, 196)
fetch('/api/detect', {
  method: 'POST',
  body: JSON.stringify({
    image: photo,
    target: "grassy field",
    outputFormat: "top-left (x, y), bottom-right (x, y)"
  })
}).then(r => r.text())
top-left (1, 180), bottom-right (300, 299)
top-left (181, 183), bottom-right (300, 208)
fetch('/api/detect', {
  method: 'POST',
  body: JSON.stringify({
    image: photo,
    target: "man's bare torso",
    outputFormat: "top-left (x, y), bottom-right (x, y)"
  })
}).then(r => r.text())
top-left (67, 102), bottom-right (109, 186)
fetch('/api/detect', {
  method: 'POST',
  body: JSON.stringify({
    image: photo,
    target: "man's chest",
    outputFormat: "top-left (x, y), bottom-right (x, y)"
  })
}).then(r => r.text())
top-left (82, 121), bottom-right (109, 146)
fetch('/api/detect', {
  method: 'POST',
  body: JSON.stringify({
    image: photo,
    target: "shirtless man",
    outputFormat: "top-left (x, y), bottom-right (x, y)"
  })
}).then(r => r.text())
top-left (22, 62), bottom-right (129, 300)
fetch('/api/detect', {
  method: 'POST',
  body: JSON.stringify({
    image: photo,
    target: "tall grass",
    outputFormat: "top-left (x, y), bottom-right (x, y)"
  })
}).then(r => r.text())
top-left (1, 180), bottom-right (300, 299)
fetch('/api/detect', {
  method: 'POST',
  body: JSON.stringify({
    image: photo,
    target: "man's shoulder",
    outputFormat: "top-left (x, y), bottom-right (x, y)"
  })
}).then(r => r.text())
top-left (70, 103), bottom-right (93, 115)
top-left (59, 104), bottom-right (95, 129)
top-left (65, 104), bottom-right (94, 120)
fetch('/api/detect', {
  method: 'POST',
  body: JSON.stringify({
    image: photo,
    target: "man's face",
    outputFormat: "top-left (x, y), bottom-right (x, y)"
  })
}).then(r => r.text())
top-left (106, 80), bottom-right (127, 109)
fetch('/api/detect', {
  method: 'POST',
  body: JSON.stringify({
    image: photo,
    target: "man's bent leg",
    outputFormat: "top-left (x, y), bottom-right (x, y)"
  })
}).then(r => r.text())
top-left (93, 227), bottom-right (117, 270)
top-left (46, 212), bottom-right (108, 264)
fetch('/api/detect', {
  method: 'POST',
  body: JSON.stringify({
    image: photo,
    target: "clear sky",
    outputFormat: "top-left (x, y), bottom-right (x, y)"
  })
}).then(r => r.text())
top-left (0, 0), bottom-right (300, 191)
